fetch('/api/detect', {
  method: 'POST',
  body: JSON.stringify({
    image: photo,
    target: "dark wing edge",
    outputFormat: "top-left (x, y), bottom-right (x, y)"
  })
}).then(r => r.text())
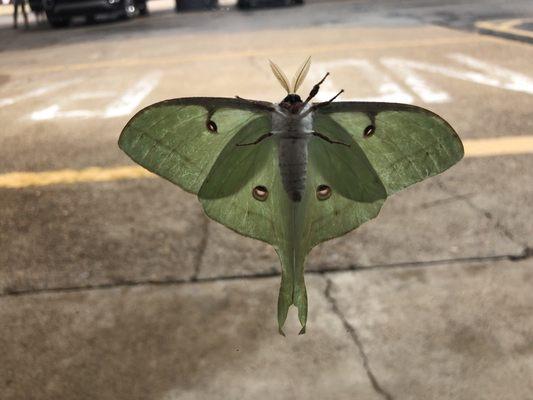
top-left (120, 97), bottom-right (274, 138)
top-left (317, 101), bottom-right (464, 151)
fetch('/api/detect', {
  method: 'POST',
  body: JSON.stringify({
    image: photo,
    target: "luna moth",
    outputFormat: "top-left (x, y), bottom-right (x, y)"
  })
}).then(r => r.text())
top-left (118, 57), bottom-right (463, 335)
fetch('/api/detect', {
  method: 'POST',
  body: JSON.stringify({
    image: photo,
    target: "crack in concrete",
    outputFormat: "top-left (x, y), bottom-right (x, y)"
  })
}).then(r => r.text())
top-left (1, 251), bottom-right (531, 298)
top-left (435, 180), bottom-right (528, 251)
top-left (418, 192), bottom-right (475, 210)
top-left (191, 216), bottom-right (210, 281)
top-left (323, 277), bottom-right (394, 400)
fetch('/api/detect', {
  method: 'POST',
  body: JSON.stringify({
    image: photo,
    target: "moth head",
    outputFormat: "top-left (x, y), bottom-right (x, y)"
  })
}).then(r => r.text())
top-left (269, 56), bottom-right (311, 99)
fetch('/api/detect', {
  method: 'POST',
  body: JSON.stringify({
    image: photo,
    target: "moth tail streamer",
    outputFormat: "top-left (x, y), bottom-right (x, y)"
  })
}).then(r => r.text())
top-left (276, 249), bottom-right (308, 336)
top-left (276, 199), bottom-right (308, 335)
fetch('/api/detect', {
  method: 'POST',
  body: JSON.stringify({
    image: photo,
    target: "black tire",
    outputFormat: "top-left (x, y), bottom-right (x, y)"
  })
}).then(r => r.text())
top-left (237, 0), bottom-right (250, 8)
top-left (86, 14), bottom-right (96, 23)
top-left (46, 12), bottom-right (70, 28)
top-left (121, 0), bottom-right (137, 19)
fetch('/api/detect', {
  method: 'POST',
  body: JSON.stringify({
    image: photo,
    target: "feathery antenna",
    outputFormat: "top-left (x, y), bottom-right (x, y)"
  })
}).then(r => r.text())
top-left (269, 57), bottom-right (312, 94)
top-left (291, 56), bottom-right (311, 93)
top-left (269, 60), bottom-right (291, 94)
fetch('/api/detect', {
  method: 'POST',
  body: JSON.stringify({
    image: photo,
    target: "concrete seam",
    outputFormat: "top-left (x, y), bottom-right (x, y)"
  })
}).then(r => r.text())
top-left (1, 251), bottom-right (531, 298)
top-left (323, 276), bottom-right (394, 400)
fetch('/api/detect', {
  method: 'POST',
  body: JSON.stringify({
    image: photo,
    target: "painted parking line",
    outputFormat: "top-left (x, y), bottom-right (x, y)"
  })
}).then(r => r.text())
top-left (476, 18), bottom-right (533, 42)
top-left (0, 166), bottom-right (153, 189)
top-left (0, 36), bottom-right (502, 76)
top-left (0, 136), bottom-right (532, 189)
top-left (462, 135), bottom-right (533, 158)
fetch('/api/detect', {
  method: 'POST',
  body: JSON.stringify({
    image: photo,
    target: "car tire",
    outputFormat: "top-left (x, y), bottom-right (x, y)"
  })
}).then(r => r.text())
top-left (121, 0), bottom-right (137, 19)
top-left (46, 12), bottom-right (70, 28)
top-left (237, 0), bottom-right (250, 8)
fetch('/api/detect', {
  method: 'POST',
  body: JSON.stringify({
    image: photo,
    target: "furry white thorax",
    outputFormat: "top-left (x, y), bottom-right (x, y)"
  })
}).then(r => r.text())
top-left (271, 103), bottom-right (314, 138)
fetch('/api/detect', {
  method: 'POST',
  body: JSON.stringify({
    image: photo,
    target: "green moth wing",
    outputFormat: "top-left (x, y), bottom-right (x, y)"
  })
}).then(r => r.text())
top-left (296, 101), bottom-right (464, 276)
top-left (118, 97), bottom-right (272, 194)
top-left (197, 131), bottom-right (300, 333)
top-left (262, 102), bottom-right (462, 333)
top-left (198, 124), bottom-right (388, 334)
top-left (314, 102), bottom-right (464, 195)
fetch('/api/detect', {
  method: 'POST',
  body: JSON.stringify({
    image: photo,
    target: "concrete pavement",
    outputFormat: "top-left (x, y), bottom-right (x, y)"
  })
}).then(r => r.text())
top-left (1, 1), bottom-right (532, 398)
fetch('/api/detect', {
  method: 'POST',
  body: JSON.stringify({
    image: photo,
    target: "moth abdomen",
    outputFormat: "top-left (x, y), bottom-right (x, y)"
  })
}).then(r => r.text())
top-left (278, 131), bottom-right (309, 203)
top-left (280, 163), bottom-right (307, 202)
top-left (290, 191), bottom-right (302, 202)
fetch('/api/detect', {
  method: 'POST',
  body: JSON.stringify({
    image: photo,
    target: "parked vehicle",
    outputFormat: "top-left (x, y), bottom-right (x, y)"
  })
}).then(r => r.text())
top-left (42, 0), bottom-right (148, 28)
top-left (28, 0), bottom-right (44, 13)
top-left (175, 0), bottom-right (217, 12)
top-left (237, 0), bottom-right (303, 9)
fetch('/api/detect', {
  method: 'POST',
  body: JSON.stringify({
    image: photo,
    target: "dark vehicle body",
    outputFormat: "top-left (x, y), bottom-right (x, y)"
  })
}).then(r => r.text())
top-left (28, 0), bottom-right (45, 13)
top-left (237, 0), bottom-right (303, 9)
top-left (175, 0), bottom-right (217, 11)
top-left (41, 0), bottom-right (147, 27)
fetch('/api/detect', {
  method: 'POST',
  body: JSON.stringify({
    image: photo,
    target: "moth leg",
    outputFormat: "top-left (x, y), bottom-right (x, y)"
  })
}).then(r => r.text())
top-left (236, 132), bottom-right (274, 146)
top-left (311, 89), bottom-right (344, 111)
top-left (312, 131), bottom-right (350, 147)
top-left (304, 72), bottom-right (329, 104)
top-left (299, 89), bottom-right (345, 118)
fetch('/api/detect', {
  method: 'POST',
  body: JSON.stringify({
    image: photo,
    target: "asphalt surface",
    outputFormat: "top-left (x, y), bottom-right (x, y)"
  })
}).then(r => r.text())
top-left (1, 0), bottom-right (532, 399)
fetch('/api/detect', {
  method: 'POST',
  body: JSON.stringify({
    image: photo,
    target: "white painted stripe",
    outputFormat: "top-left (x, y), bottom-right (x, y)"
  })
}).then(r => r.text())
top-left (0, 79), bottom-right (82, 108)
top-left (381, 58), bottom-right (450, 104)
top-left (104, 71), bottom-right (162, 118)
top-left (312, 59), bottom-right (414, 103)
top-left (30, 105), bottom-right (98, 121)
top-left (380, 54), bottom-right (533, 96)
top-left (448, 53), bottom-right (533, 94)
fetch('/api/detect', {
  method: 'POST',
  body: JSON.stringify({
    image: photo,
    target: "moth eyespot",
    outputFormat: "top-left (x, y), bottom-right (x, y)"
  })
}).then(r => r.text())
top-left (252, 185), bottom-right (269, 201)
top-left (206, 120), bottom-right (218, 133)
top-left (316, 184), bottom-right (332, 201)
top-left (363, 125), bottom-right (375, 138)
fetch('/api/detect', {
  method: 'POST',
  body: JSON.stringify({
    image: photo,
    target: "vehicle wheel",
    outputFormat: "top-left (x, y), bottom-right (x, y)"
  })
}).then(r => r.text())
top-left (237, 0), bottom-right (250, 8)
top-left (121, 0), bottom-right (137, 19)
top-left (293, 0), bottom-right (304, 4)
top-left (138, 0), bottom-right (148, 15)
top-left (86, 14), bottom-right (96, 23)
top-left (46, 12), bottom-right (70, 27)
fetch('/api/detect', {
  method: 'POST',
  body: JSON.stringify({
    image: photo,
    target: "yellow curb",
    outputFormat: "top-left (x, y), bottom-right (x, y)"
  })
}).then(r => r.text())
top-left (476, 18), bottom-right (533, 40)
top-left (0, 166), bottom-right (154, 189)
top-left (1, 136), bottom-right (532, 189)
top-left (462, 135), bottom-right (533, 157)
